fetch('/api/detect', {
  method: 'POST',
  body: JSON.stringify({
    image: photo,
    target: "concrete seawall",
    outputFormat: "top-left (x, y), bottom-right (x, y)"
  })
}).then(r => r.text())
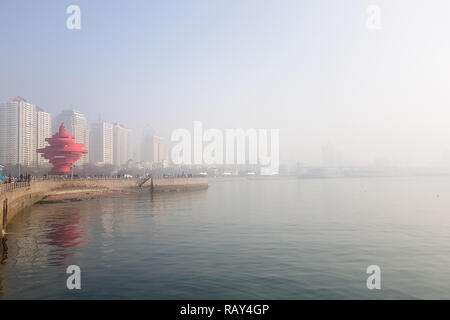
top-left (0, 177), bottom-right (207, 232)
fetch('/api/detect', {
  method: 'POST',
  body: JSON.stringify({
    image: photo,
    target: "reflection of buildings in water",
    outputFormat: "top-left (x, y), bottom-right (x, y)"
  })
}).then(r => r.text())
top-left (3, 207), bottom-right (52, 268)
top-left (99, 196), bottom-right (139, 230)
top-left (106, 198), bottom-right (134, 227)
top-left (101, 213), bottom-right (114, 237)
top-left (148, 189), bottom-right (208, 223)
top-left (100, 213), bottom-right (115, 256)
top-left (0, 205), bottom-right (86, 273)
top-left (15, 236), bottom-right (41, 267)
top-left (80, 198), bottom-right (140, 257)
top-left (0, 191), bottom-right (208, 270)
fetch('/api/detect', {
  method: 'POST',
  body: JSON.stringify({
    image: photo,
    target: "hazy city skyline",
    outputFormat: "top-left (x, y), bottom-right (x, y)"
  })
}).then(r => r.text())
top-left (3, 1), bottom-right (450, 303)
top-left (2, 1), bottom-right (450, 167)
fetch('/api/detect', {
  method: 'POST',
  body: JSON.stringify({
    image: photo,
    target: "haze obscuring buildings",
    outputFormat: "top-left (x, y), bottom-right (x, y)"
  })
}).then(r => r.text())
top-left (113, 123), bottom-right (132, 167)
top-left (141, 133), bottom-right (166, 164)
top-left (322, 143), bottom-right (341, 168)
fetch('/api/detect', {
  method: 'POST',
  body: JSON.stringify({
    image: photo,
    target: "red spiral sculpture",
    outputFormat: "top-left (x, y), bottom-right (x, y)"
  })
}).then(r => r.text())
top-left (37, 123), bottom-right (88, 174)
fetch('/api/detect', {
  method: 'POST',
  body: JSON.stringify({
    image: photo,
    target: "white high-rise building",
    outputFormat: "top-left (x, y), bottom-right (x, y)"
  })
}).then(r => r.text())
top-left (90, 122), bottom-right (114, 164)
top-left (141, 133), bottom-right (165, 164)
top-left (113, 123), bottom-right (132, 167)
top-left (0, 97), bottom-right (37, 166)
top-left (0, 99), bottom-right (20, 165)
top-left (54, 110), bottom-right (89, 164)
top-left (36, 107), bottom-right (52, 166)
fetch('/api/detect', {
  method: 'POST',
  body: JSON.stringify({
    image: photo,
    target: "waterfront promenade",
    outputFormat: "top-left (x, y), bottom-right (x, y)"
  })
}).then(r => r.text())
top-left (1, 177), bottom-right (208, 233)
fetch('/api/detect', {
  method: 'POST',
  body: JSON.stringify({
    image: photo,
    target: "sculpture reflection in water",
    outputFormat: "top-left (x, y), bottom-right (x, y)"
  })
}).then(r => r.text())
top-left (45, 207), bottom-right (85, 266)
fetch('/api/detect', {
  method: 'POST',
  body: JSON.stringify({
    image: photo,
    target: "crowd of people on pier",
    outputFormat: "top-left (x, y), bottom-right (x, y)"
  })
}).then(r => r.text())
top-left (1, 174), bottom-right (31, 184)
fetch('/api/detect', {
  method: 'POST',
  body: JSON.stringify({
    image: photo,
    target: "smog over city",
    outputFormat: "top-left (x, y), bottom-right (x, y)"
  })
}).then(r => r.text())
top-left (1, 0), bottom-right (450, 312)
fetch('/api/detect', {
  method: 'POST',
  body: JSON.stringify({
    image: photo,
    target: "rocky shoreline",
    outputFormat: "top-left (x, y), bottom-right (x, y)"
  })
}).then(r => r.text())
top-left (38, 188), bottom-right (143, 204)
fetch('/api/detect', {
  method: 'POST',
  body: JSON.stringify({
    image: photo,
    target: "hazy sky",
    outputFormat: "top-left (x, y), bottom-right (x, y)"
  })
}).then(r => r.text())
top-left (1, 0), bottom-right (450, 166)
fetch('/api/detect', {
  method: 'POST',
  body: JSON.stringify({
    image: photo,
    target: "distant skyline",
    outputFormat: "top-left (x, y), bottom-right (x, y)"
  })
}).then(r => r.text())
top-left (2, 1), bottom-right (450, 166)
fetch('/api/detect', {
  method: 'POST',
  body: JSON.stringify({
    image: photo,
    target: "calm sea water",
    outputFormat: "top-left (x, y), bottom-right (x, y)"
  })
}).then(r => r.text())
top-left (2, 177), bottom-right (450, 299)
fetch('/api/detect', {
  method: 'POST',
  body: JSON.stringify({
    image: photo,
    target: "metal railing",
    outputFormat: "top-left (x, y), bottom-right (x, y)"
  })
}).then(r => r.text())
top-left (0, 181), bottom-right (31, 197)
top-left (0, 176), bottom-right (136, 197)
top-left (30, 175), bottom-right (139, 181)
